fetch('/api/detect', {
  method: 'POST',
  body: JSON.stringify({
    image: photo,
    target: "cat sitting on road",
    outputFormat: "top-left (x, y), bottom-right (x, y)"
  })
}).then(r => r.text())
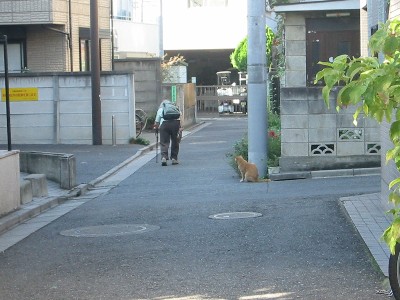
top-left (235, 155), bottom-right (271, 183)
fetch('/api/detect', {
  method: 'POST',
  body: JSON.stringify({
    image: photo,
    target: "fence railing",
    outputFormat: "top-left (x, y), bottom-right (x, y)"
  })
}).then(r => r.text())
top-left (196, 85), bottom-right (247, 113)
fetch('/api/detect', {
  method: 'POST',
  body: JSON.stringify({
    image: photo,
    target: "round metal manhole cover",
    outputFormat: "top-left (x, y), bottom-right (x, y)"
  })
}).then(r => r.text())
top-left (209, 212), bottom-right (262, 220)
top-left (60, 224), bottom-right (160, 238)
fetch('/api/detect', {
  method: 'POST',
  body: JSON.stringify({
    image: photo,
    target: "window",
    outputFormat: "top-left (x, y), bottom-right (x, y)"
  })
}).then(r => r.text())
top-left (188, 0), bottom-right (228, 7)
top-left (80, 39), bottom-right (91, 71)
top-left (113, 0), bottom-right (133, 20)
top-left (0, 41), bottom-right (25, 73)
top-left (113, 0), bottom-right (158, 23)
top-left (79, 38), bottom-right (103, 72)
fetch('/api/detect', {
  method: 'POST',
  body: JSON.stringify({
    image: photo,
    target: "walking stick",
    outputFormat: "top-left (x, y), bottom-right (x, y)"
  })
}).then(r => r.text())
top-left (155, 128), bottom-right (159, 163)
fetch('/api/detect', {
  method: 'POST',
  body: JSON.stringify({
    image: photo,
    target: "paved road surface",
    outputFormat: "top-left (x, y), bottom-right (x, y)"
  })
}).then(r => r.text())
top-left (0, 118), bottom-right (386, 299)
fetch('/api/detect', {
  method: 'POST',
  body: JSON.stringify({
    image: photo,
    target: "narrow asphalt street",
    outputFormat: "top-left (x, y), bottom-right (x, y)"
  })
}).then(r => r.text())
top-left (0, 117), bottom-right (387, 299)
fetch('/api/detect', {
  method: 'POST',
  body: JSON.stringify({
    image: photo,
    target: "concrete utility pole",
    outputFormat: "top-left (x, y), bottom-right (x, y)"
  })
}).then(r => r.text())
top-left (90, 0), bottom-right (102, 145)
top-left (247, 0), bottom-right (267, 177)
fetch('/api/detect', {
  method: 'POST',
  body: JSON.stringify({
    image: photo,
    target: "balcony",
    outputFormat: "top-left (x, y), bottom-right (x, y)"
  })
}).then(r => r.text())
top-left (0, 0), bottom-right (68, 25)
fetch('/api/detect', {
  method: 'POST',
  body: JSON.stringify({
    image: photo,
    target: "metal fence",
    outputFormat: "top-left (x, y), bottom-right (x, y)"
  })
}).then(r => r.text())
top-left (196, 85), bottom-right (247, 114)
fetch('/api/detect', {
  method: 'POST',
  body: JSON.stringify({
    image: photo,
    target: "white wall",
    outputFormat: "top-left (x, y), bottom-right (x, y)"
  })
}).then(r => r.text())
top-left (114, 21), bottom-right (160, 57)
top-left (163, 0), bottom-right (248, 50)
top-left (0, 73), bottom-right (136, 145)
top-left (0, 150), bottom-right (20, 215)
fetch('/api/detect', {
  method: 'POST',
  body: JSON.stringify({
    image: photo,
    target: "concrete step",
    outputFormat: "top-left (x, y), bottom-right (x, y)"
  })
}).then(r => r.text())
top-left (20, 173), bottom-right (48, 205)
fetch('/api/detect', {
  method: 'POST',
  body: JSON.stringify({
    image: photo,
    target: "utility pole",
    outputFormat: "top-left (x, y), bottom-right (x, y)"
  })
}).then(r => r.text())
top-left (247, 0), bottom-right (267, 177)
top-left (90, 0), bottom-right (102, 145)
top-left (1, 35), bottom-right (11, 151)
top-left (159, 0), bottom-right (164, 58)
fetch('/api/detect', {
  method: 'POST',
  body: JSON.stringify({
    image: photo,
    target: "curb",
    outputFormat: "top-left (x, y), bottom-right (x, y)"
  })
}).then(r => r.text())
top-left (269, 167), bottom-right (381, 181)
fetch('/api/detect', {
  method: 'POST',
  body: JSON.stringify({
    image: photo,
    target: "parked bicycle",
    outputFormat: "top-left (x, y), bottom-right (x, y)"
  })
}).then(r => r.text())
top-left (135, 108), bottom-right (148, 138)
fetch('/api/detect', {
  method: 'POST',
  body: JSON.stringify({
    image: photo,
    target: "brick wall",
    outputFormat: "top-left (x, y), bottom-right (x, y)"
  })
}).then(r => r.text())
top-left (69, 0), bottom-right (111, 71)
top-left (0, 0), bottom-right (53, 24)
top-left (0, 0), bottom-right (111, 72)
top-left (27, 25), bottom-right (68, 72)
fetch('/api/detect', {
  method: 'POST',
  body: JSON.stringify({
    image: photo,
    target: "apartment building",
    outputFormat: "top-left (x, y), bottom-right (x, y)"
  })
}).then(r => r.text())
top-left (162, 0), bottom-right (249, 85)
top-left (0, 0), bottom-right (112, 73)
top-left (112, 0), bottom-right (161, 59)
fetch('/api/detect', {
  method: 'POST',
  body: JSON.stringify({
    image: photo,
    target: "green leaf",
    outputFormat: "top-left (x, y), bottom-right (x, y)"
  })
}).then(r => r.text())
top-left (315, 68), bottom-right (342, 88)
top-left (322, 85), bottom-right (331, 106)
top-left (346, 61), bottom-right (364, 81)
top-left (353, 106), bottom-right (363, 124)
top-left (317, 61), bottom-right (333, 68)
top-left (390, 191), bottom-right (400, 206)
top-left (337, 83), bottom-right (366, 106)
top-left (386, 146), bottom-right (400, 162)
top-left (369, 26), bottom-right (389, 54)
top-left (384, 36), bottom-right (399, 56)
top-left (389, 177), bottom-right (400, 190)
top-left (382, 217), bottom-right (400, 254)
top-left (390, 120), bottom-right (400, 143)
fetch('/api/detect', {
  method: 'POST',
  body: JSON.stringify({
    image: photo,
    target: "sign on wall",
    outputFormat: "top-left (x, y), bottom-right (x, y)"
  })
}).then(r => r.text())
top-left (171, 85), bottom-right (176, 103)
top-left (1, 88), bottom-right (38, 102)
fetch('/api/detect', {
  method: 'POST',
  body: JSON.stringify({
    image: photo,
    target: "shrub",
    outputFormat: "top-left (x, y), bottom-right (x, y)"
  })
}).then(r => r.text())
top-left (129, 137), bottom-right (150, 145)
top-left (228, 112), bottom-right (281, 172)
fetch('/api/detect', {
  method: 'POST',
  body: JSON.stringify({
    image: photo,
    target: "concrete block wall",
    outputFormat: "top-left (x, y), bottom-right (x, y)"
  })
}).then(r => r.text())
top-left (0, 72), bottom-right (136, 145)
top-left (114, 58), bottom-right (162, 116)
top-left (282, 13), bottom-right (306, 88)
top-left (280, 87), bottom-right (381, 172)
top-left (0, 150), bottom-right (20, 216)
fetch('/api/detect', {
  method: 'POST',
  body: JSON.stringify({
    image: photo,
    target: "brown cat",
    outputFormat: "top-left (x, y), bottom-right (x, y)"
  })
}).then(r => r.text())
top-left (235, 155), bottom-right (271, 183)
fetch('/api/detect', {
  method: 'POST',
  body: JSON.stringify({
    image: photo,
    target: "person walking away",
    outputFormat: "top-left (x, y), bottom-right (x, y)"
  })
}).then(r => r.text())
top-left (153, 99), bottom-right (182, 166)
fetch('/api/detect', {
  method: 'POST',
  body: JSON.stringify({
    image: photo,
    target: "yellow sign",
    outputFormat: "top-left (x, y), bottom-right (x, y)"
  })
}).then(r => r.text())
top-left (1, 88), bottom-right (39, 102)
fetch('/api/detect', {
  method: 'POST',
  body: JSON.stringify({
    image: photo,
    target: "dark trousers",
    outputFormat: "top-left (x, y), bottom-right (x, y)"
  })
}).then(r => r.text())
top-left (160, 120), bottom-right (180, 160)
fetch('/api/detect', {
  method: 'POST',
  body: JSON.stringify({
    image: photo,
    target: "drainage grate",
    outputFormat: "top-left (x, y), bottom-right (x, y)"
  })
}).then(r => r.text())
top-left (209, 212), bottom-right (262, 220)
top-left (60, 224), bottom-right (160, 238)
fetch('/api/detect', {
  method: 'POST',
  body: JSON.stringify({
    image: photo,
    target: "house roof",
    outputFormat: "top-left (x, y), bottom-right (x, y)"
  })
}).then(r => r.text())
top-left (273, 0), bottom-right (360, 12)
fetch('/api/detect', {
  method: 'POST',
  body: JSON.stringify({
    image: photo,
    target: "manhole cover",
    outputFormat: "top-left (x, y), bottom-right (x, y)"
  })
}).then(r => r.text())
top-left (209, 212), bottom-right (262, 220)
top-left (60, 224), bottom-right (160, 238)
